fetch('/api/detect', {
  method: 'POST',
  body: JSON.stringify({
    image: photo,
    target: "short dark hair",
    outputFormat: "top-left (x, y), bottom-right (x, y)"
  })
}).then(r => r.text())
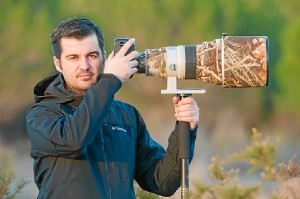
top-left (51, 18), bottom-right (105, 58)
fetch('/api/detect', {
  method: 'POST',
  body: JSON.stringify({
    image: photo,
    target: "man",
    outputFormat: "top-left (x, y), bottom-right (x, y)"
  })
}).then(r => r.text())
top-left (26, 18), bottom-right (199, 199)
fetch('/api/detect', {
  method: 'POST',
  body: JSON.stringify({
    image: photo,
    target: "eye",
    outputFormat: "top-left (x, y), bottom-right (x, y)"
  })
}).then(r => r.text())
top-left (89, 54), bottom-right (99, 59)
top-left (68, 55), bottom-right (78, 61)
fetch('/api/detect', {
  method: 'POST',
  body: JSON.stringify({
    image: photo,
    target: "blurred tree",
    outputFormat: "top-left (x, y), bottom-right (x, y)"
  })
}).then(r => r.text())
top-left (275, 18), bottom-right (300, 115)
top-left (0, 0), bottom-right (55, 122)
top-left (1, 1), bottom-right (300, 198)
top-left (273, 0), bottom-right (300, 117)
top-left (0, 0), bottom-right (299, 134)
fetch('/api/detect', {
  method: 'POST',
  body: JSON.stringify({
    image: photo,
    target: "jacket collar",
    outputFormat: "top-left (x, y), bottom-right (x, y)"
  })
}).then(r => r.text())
top-left (33, 73), bottom-right (83, 105)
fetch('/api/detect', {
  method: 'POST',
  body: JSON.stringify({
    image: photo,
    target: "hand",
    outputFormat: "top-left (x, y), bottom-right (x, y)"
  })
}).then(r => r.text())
top-left (104, 38), bottom-right (138, 83)
top-left (173, 96), bottom-right (199, 130)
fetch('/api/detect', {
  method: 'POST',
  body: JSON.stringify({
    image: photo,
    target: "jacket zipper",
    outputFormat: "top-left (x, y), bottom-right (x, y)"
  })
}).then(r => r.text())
top-left (101, 123), bottom-right (112, 199)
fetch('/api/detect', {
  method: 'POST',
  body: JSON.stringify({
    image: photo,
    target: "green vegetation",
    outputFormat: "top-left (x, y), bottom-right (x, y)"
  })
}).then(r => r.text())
top-left (0, 158), bottom-right (29, 199)
top-left (1, 0), bottom-right (300, 122)
top-left (1, 1), bottom-right (300, 198)
top-left (135, 128), bottom-right (300, 198)
top-left (2, 129), bottom-right (298, 198)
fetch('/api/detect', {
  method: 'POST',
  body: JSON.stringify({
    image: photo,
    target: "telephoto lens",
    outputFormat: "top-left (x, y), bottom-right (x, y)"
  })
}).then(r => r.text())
top-left (144, 35), bottom-right (268, 88)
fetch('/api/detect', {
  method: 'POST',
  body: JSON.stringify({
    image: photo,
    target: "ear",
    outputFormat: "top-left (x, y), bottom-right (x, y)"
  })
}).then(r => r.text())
top-left (101, 51), bottom-right (106, 66)
top-left (102, 51), bottom-right (106, 64)
top-left (53, 56), bottom-right (62, 72)
top-left (100, 51), bottom-right (106, 73)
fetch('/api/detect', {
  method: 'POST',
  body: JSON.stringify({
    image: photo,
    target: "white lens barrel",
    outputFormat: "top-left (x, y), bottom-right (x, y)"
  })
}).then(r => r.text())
top-left (177, 45), bottom-right (186, 79)
top-left (166, 46), bottom-right (179, 78)
top-left (166, 45), bottom-right (197, 80)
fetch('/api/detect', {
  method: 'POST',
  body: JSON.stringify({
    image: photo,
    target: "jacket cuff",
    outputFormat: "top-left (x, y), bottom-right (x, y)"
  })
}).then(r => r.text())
top-left (97, 73), bottom-right (122, 84)
top-left (97, 73), bottom-right (122, 87)
top-left (190, 125), bottom-right (198, 139)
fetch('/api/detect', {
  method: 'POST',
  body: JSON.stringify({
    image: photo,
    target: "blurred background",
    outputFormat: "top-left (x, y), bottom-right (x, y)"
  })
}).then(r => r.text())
top-left (0, 0), bottom-right (300, 198)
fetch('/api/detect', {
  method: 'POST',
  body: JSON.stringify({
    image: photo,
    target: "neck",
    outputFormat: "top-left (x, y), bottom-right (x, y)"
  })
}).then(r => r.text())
top-left (64, 81), bottom-right (85, 95)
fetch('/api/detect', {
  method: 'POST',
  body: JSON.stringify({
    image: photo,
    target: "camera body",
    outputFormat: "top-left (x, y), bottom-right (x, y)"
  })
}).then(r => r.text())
top-left (114, 38), bottom-right (136, 55)
top-left (114, 38), bottom-right (146, 73)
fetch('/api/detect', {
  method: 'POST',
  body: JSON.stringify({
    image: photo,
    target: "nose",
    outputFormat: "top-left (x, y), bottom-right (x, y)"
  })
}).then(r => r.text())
top-left (79, 58), bottom-right (91, 70)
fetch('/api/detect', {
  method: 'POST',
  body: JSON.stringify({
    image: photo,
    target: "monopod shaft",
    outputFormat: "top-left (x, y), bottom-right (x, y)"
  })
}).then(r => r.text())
top-left (177, 94), bottom-right (191, 199)
top-left (161, 76), bottom-right (204, 198)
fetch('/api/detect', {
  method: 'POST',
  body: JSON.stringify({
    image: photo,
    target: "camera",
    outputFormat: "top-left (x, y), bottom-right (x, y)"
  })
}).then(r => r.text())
top-left (114, 38), bottom-right (136, 55)
top-left (114, 38), bottom-right (146, 74)
top-left (114, 35), bottom-right (269, 88)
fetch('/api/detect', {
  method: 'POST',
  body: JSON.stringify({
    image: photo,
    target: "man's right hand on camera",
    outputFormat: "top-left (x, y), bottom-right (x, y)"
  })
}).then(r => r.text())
top-left (104, 38), bottom-right (138, 83)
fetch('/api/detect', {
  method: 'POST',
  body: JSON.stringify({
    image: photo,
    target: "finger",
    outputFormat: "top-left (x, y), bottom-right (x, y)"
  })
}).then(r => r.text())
top-left (178, 97), bottom-right (193, 105)
top-left (175, 100), bottom-right (197, 112)
top-left (125, 51), bottom-right (139, 62)
top-left (173, 96), bottom-right (180, 106)
top-left (128, 59), bottom-right (139, 68)
top-left (175, 107), bottom-right (195, 115)
top-left (175, 105), bottom-right (199, 119)
top-left (175, 109), bottom-right (198, 121)
top-left (174, 97), bottom-right (192, 108)
top-left (106, 51), bottom-right (114, 61)
top-left (132, 67), bottom-right (138, 74)
top-left (175, 104), bottom-right (199, 123)
top-left (115, 38), bottom-right (135, 57)
top-left (175, 109), bottom-right (197, 117)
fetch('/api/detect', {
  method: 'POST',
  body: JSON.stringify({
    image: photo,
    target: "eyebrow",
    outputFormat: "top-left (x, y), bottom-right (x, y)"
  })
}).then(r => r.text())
top-left (65, 54), bottom-right (78, 58)
top-left (88, 51), bottom-right (100, 55)
top-left (65, 51), bottom-right (100, 58)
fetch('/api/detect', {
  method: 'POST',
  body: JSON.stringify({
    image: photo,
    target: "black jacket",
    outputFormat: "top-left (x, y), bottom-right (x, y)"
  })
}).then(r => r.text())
top-left (26, 73), bottom-right (197, 199)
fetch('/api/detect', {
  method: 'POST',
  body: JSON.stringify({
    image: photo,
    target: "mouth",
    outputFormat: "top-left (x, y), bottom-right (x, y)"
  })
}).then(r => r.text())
top-left (78, 73), bottom-right (93, 80)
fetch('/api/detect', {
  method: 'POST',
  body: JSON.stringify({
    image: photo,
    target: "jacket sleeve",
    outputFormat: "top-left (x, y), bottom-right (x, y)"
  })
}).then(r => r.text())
top-left (26, 74), bottom-right (122, 158)
top-left (133, 108), bottom-right (197, 197)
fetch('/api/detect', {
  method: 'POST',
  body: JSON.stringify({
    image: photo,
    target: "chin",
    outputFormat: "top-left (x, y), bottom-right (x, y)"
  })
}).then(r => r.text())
top-left (82, 84), bottom-right (94, 90)
top-left (78, 77), bottom-right (97, 89)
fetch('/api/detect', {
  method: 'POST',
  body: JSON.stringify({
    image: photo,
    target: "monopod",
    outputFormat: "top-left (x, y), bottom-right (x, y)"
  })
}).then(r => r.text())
top-left (115, 33), bottom-right (269, 198)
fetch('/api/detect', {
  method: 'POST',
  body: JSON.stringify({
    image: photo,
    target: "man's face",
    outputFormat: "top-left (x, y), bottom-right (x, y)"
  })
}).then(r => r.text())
top-left (53, 33), bottom-right (104, 94)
